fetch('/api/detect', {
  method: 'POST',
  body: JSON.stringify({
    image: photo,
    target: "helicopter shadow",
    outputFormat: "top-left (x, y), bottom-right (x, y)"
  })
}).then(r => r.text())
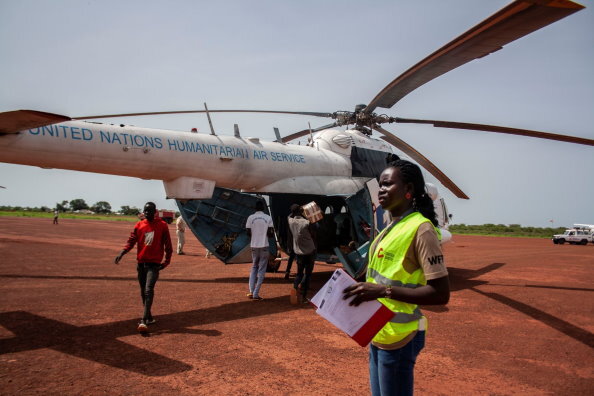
top-left (0, 296), bottom-right (301, 376)
top-left (0, 269), bottom-right (337, 287)
top-left (440, 262), bottom-right (594, 348)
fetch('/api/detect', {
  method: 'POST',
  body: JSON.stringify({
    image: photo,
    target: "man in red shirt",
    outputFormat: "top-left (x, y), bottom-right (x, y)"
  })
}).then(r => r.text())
top-left (115, 202), bottom-right (173, 333)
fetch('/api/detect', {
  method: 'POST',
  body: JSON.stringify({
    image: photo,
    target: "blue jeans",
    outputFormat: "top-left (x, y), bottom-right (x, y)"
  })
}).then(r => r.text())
top-left (369, 331), bottom-right (426, 396)
top-left (249, 247), bottom-right (269, 298)
top-left (137, 262), bottom-right (160, 322)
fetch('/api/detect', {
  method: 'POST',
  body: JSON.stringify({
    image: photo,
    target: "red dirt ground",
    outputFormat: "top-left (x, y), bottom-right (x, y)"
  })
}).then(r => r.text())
top-left (0, 217), bottom-right (592, 395)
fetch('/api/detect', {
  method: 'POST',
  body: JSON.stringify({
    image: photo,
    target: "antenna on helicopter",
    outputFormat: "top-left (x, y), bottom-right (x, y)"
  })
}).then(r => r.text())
top-left (203, 103), bottom-right (216, 135)
top-left (234, 124), bottom-right (240, 138)
top-left (273, 127), bottom-right (283, 143)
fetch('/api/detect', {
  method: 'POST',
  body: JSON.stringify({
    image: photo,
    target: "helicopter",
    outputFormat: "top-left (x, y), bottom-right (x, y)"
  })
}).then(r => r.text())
top-left (0, 0), bottom-right (592, 277)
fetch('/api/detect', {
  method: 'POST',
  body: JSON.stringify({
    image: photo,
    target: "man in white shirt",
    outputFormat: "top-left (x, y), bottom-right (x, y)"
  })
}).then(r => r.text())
top-left (245, 201), bottom-right (274, 300)
top-left (175, 216), bottom-right (186, 255)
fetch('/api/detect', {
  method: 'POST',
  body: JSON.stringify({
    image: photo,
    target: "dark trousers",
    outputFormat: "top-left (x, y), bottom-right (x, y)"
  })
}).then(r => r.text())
top-left (137, 262), bottom-right (160, 321)
top-left (294, 253), bottom-right (315, 298)
top-left (285, 251), bottom-right (296, 274)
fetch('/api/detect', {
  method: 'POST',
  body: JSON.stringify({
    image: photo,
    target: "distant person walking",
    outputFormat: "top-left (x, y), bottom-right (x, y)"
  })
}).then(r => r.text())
top-left (246, 201), bottom-right (274, 300)
top-left (53, 209), bottom-right (59, 225)
top-left (115, 202), bottom-right (173, 333)
top-left (288, 204), bottom-right (317, 304)
top-left (176, 216), bottom-right (186, 255)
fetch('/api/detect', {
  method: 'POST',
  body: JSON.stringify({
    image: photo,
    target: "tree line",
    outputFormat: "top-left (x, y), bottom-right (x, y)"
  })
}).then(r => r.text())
top-left (0, 199), bottom-right (141, 216)
top-left (449, 223), bottom-right (566, 238)
top-left (0, 203), bottom-right (569, 238)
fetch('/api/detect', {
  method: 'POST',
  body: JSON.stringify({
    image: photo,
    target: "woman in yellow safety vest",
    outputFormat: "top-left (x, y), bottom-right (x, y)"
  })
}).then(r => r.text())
top-left (343, 159), bottom-right (450, 396)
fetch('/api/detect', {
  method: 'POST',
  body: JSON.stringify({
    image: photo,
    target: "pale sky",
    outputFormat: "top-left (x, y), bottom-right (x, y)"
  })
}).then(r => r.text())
top-left (1, 0), bottom-right (592, 228)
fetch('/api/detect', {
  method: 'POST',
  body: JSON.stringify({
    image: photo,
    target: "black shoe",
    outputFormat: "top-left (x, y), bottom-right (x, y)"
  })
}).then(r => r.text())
top-left (146, 318), bottom-right (156, 325)
top-left (284, 273), bottom-right (290, 280)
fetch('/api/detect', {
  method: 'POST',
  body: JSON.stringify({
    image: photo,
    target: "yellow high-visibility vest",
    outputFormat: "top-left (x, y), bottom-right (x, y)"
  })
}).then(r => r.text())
top-left (367, 211), bottom-right (438, 345)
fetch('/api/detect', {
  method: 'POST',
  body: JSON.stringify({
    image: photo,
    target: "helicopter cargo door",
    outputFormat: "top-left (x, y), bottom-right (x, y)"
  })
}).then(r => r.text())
top-left (334, 180), bottom-right (378, 279)
top-left (176, 188), bottom-right (276, 264)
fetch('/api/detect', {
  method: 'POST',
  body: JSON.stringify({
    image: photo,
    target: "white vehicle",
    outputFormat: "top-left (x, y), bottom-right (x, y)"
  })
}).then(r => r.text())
top-left (552, 224), bottom-right (594, 245)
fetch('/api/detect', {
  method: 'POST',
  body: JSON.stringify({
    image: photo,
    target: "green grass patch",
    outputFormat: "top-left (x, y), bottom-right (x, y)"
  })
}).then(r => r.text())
top-left (449, 223), bottom-right (562, 238)
top-left (0, 211), bottom-right (139, 222)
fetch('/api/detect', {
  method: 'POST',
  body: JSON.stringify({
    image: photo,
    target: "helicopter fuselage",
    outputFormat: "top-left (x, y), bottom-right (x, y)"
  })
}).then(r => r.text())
top-left (0, 121), bottom-right (393, 197)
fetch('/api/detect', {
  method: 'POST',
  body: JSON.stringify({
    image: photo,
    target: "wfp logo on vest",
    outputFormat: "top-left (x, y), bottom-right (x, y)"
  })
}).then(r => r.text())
top-left (428, 255), bottom-right (444, 265)
top-left (377, 248), bottom-right (394, 261)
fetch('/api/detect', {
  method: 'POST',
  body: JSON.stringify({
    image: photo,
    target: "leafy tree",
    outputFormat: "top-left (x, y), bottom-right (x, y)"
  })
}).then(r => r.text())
top-left (92, 201), bottom-right (112, 214)
top-left (56, 200), bottom-right (69, 212)
top-left (69, 199), bottom-right (89, 211)
top-left (120, 205), bottom-right (140, 216)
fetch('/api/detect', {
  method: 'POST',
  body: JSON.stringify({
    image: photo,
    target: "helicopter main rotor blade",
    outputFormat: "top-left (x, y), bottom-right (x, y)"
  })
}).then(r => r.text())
top-left (0, 110), bottom-right (72, 134)
top-left (373, 125), bottom-right (469, 200)
top-left (394, 117), bottom-right (594, 147)
top-left (365, 0), bottom-right (584, 113)
top-left (72, 109), bottom-right (334, 120)
top-left (282, 122), bottom-right (338, 142)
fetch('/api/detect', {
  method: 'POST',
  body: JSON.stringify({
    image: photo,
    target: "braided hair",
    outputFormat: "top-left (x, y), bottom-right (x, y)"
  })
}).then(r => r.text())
top-left (387, 159), bottom-right (438, 227)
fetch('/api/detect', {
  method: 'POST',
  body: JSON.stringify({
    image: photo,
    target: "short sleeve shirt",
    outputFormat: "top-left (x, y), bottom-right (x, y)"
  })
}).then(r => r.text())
top-left (176, 217), bottom-right (185, 232)
top-left (246, 211), bottom-right (273, 248)
top-left (406, 222), bottom-right (448, 280)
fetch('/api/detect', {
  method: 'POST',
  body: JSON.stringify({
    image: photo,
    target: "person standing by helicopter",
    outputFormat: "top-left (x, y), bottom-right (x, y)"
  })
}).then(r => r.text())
top-left (284, 207), bottom-right (297, 280)
top-left (245, 201), bottom-right (274, 300)
top-left (288, 204), bottom-right (317, 304)
top-left (175, 215), bottom-right (186, 255)
top-left (343, 159), bottom-right (450, 396)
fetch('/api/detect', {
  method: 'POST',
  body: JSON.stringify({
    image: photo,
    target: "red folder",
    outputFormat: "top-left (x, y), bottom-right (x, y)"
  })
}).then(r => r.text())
top-left (350, 303), bottom-right (395, 347)
top-left (311, 268), bottom-right (395, 347)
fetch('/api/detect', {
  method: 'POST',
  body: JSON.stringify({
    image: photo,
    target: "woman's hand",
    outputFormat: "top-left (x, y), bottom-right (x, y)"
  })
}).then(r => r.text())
top-left (343, 282), bottom-right (386, 306)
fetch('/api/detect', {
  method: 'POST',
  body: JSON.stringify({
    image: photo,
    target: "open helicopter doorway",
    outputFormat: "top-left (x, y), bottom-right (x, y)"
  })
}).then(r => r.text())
top-left (268, 184), bottom-right (375, 275)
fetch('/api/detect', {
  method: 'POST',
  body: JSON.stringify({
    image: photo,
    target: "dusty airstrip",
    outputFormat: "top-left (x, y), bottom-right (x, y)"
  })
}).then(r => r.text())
top-left (0, 217), bottom-right (592, 395)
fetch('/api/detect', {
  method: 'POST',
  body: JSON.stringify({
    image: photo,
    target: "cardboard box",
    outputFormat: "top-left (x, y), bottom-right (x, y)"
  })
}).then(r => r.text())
top-left (302, 201), bottom-right (323, 223)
